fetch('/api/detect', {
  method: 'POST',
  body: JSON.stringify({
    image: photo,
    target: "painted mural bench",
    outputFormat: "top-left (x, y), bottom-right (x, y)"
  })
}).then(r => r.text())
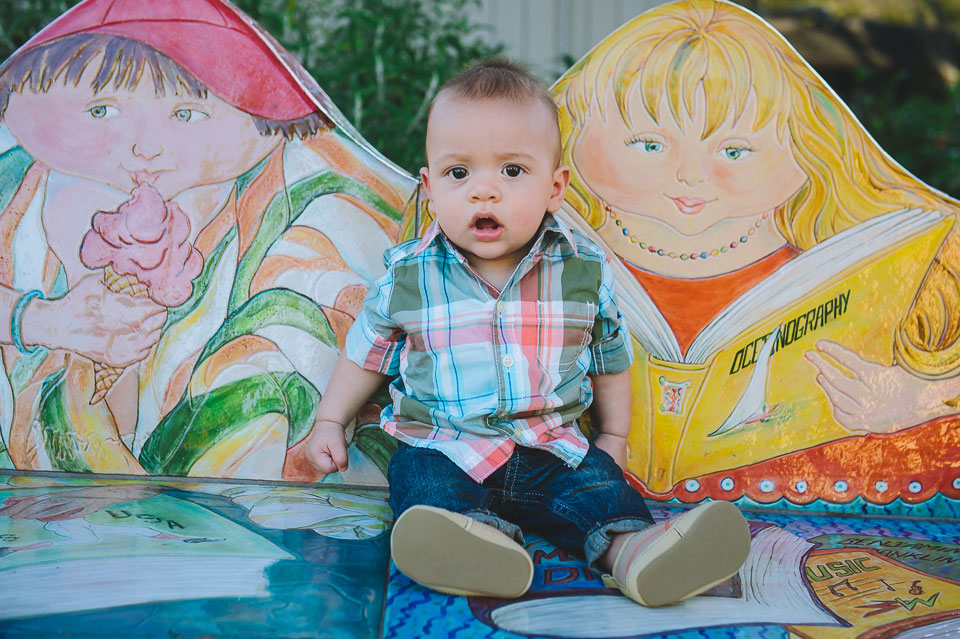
top-left (0, 1), bottom-right (957, 638)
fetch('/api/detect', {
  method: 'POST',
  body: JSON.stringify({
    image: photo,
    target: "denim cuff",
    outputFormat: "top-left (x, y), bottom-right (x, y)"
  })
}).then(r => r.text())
top-left (464, 509), bottom-right (525, 547)
top-left (583, 517), bottom-right (654, 576)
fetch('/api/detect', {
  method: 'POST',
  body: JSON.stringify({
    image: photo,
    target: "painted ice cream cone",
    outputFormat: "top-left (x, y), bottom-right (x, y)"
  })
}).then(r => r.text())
top-left (89, 265), bottom-right (151, 404)
top-left (80, 182), bottom-right (203, 404)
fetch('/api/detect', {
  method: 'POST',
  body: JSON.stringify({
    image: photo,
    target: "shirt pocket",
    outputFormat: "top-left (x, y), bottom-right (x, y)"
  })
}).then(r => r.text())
top-left (536, 300), bottom-right (596, 374)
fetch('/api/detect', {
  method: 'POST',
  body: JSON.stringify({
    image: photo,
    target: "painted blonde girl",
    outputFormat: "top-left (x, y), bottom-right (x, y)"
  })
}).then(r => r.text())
top-left (554, 0), bottom-right (960, 504)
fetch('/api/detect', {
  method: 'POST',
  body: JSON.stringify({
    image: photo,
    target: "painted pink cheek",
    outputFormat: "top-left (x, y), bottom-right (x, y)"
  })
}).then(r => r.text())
top-left (712, 167), bottom-right (740, 189)
top-left (579, 139), bottom-right (631, 191)
top-left (38, 119), bottom-right (111, 153)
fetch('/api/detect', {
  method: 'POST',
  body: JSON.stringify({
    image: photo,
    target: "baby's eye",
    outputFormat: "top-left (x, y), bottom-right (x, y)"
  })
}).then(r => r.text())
top-left (448, 167), bottom-right (468, 180)
top-left (626, 136), bottom-right (665, 154)
top-left (502, 165), bottom-right (524, 177)
top-left (721, 146), bottom-right (754, 161)
top-left (87, 105), bottom-right (116, 120)
top-left (172, 108), bottom-right (210, 123)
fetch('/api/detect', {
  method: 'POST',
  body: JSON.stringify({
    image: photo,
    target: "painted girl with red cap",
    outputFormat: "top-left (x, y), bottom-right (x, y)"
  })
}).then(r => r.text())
top-left (0, 0), bottom-right (416, 481)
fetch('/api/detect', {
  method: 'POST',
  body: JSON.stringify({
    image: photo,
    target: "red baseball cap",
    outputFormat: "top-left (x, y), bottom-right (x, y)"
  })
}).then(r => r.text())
top-left (18, 0), bottom-right (335, 124)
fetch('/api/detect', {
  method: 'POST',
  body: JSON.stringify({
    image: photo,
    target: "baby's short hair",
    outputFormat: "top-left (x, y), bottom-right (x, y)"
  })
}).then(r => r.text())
top-left (436, 58), bottom-right (557, 118)
top-left (430, 58), bottom-right (561, 164)
top-left (0, 33), bottom-right (326, 139)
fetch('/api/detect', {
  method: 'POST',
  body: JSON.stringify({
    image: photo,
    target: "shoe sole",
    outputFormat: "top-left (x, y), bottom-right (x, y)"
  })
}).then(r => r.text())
top-left (630, 501), bottom-right (751, 607)
top-left (390, 505), bottom-right (533, 598)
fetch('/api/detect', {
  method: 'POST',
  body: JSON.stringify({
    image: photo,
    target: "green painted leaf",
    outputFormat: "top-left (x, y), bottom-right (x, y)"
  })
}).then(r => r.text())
top-left (353, 425), bottom-right (397, 477)
top-left (0, 439), bottom-right (13, 470)
top-left (282, 373), bottom-right (321, 447)
top-left (235, 152), bottom-right (273, 200)
top-left (229, 189), bottom-right (290, 314)
top-left (164, 227), bottom-right (237, 331)
top-left (139, 371), bottom-right (318, 475)
top-left (289, 170), bottom-right (403, 224)
top-left (36, 366), bottom-right (90, 472)
top-left (10, 346), bottom-right (49, 396)
top-left (0, 147), bottom-right (34, 214)
top-left (195, 288), bottom-right (336, 370)
top-left (229, 171), bottom-right (402, 313)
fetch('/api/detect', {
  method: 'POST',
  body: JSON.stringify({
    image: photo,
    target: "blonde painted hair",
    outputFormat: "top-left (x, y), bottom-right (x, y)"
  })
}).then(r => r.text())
top-left (554, 0), bottom-right (960, 249)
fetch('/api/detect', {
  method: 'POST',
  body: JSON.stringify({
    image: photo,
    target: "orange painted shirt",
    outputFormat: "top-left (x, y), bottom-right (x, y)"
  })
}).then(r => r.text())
top-left (623, 245), bottom-right (801, 356)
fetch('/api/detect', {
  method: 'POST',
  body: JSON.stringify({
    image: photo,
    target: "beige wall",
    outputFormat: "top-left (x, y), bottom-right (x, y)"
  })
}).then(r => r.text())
top-left (470, 0), bottom-right (666, 81)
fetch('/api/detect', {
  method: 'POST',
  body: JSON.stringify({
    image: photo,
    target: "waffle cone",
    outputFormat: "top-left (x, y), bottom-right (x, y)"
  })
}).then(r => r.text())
top-left (90, 264), bottom-right (150, 404)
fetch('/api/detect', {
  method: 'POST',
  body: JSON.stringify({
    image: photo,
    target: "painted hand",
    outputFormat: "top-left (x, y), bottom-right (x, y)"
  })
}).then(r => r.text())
top-left (0, 485), bottom-right (162, 521)
top-left (24, 274), bottom-right (167, 367)
top-left (804, 340), bottom-right (959, 434)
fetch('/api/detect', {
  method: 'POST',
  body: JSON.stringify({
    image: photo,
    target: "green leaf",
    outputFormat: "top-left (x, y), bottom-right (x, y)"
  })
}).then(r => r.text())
top-left (228, 186), bottom-right (289, 315)
top-left (228, 170), bottom-right (402, 313)
top-left (281, 372), bottom-right (322, 447)
top-left (0, 146), bottom-right (35, 214)
top-left (36, 366), bottom-right (90, 472)
top-left (352, 424), bottom-right (398, 477)
top-left (0, 436), bottom-right (13, 469)
top-left (139, 371), bottom-right (318, 475)
top-left (164, 226), bottom-right (237, 330)
top-left (196, 287), bottom-right (337, 371)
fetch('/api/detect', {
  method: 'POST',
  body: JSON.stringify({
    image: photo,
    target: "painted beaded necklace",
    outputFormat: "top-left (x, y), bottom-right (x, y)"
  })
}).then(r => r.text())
top-left (604, 204), bottom-right (771, 261)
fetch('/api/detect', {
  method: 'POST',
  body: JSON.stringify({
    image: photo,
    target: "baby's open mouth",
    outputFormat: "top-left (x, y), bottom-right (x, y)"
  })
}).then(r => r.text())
top-left (470, 215), bottom-right (504, 241)
top-left (474, 217), bottom-right (501, 230)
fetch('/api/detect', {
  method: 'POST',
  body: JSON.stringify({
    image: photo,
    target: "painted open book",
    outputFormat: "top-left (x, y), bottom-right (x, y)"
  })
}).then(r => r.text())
top-left (471, 525), bottom-right (839, 637)
top-left (561, 207), bottom-right (955, 493)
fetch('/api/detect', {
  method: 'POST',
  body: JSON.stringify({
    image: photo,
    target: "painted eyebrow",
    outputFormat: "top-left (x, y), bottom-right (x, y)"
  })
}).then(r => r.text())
top-left (84, 96), bottom-right (120, 108)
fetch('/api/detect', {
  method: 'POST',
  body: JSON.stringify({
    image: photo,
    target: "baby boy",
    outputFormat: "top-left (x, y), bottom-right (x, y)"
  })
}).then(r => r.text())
top-left (305, 59), bottom-right (751, 606)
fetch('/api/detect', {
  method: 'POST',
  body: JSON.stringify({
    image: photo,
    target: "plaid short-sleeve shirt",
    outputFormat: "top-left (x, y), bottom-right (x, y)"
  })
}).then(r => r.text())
top-left (345, 214), bottom-right (633, 482)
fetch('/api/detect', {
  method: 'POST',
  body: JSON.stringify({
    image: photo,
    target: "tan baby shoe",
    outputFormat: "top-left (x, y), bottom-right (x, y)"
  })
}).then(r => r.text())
top-left (603, 500), bottom-right (751, 607)
top-left (391, 505), bottom-right (533, 598)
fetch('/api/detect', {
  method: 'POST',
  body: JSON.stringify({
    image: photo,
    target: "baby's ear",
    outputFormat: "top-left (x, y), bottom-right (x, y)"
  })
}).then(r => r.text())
top-left (419, 167), bottom-right (432, 197)
top-left (548, 164), bottom-right (572, 211)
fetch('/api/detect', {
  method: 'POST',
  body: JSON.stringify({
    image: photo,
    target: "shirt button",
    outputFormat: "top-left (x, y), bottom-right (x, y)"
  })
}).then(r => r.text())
top-left (502, 355), bottom-right (514, 368)
top-left (496, 301), bottom-right (506, 314)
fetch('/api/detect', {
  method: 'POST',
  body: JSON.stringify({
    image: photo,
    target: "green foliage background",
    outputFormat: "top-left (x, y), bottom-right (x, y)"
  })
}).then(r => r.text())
top-left (233, 0), bottom-right (503, 172)
top-left (1, 0), bottom-right (958, 195)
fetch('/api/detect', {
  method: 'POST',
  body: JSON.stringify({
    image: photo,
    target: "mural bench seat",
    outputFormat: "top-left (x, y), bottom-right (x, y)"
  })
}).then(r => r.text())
top-left (0, 0), bottom-right (957, 637)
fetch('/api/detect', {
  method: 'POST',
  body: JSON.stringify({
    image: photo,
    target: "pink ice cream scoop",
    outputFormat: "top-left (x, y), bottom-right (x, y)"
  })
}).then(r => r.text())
top-left (79, 182), bottom-right (204, 307)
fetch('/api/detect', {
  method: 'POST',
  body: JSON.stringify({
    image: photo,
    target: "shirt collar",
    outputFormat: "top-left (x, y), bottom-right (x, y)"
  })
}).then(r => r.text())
top-left (413, 213), bottom-right (578, 258)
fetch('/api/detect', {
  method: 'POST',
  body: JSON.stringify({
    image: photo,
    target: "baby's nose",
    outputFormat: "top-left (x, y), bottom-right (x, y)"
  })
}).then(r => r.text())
top-left (469, 178), bottom-right (500, 201)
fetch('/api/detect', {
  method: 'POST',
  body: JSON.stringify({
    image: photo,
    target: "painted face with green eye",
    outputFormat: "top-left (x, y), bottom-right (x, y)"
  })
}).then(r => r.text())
top-left (4, 53), bottom-right (281, 199)
top-left (572, 84), bottom-right (808, 257)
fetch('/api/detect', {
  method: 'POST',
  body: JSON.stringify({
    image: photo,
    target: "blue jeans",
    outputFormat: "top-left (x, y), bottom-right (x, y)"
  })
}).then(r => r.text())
top-left (388, 442), bottom-right (654, 573)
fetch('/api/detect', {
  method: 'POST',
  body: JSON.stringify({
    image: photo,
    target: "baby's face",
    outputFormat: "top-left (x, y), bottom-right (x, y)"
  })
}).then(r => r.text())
top-left (572, 84), bottom-right (807, 237)
top-left (4, 57), bottom-right (282, 199)
top-left (420, 96), bottom-right (568, 273)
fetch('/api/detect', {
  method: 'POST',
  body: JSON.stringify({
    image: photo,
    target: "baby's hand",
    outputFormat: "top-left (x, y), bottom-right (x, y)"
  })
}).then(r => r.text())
top-left (594, 432), bottom-right (628, 470)
top-left (304, 419), bottom-right (349, 474)
top-left (23, 274), bottom-right (167, 367)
